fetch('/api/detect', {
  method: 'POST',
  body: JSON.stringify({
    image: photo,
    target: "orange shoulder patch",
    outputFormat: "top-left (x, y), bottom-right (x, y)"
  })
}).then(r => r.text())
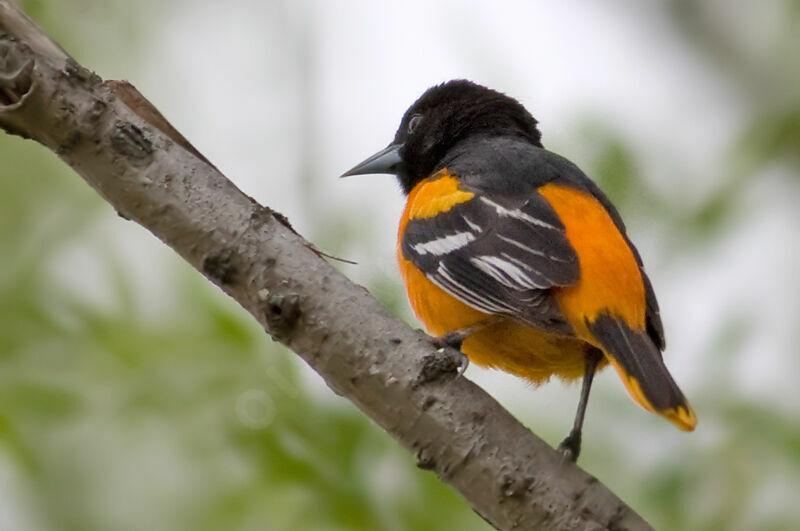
top-left (397, 169), bottom-right (475, 246)
top-left (406, 170), bottom-right (474, 220)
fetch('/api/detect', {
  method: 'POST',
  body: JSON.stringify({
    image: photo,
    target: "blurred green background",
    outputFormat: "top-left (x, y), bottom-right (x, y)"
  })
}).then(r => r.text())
top-left (1, 1), bottom-right (799, 530)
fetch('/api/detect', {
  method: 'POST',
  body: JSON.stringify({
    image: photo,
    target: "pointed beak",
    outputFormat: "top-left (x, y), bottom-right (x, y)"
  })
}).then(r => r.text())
top-left (341, 143), bottom-right (404, 178)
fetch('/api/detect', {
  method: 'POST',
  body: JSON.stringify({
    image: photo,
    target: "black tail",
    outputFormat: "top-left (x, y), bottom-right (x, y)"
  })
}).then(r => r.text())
top-left (588, 314), bottom-right (696, 431)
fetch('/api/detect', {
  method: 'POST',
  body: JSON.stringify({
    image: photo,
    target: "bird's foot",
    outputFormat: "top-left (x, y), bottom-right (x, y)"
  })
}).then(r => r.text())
top-left (557, 430), bottom-right (582, 463)
top-left (429, 331), bottom-right (470, 376)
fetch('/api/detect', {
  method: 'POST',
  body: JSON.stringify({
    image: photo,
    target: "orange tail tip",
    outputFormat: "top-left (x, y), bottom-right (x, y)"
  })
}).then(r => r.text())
top-left (589, 314), bottom-right (697, 431)
top-left (664, 404), bottom-right (697, 432)
top-left (612, 360), bottom-right (697, 431)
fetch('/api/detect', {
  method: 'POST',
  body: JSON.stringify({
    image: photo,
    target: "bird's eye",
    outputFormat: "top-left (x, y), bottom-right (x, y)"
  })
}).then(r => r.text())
top-left (407, 114), bottom-right (422, 135)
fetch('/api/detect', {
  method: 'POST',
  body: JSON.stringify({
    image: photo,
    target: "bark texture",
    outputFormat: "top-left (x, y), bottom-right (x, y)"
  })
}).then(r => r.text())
top-left (0, 2), bottom-right (653, 529)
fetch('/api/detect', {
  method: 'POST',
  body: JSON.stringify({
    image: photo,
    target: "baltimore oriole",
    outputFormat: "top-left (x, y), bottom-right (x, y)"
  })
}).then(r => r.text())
top-left (343, 80), bottom-right (696, 460)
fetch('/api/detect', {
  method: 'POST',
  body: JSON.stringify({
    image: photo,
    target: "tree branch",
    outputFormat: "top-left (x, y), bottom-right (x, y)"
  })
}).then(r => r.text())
top-left (0, 2), bottom-right (652, 529)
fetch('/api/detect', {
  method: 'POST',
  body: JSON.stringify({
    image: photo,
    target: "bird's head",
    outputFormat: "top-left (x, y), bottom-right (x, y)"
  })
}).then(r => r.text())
top-left (342, 80), bottom-right (542, 194)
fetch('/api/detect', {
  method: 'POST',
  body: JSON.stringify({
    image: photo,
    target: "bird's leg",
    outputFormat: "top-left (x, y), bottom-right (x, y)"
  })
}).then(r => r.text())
top-left (558, 348), bottom-right (604, 462)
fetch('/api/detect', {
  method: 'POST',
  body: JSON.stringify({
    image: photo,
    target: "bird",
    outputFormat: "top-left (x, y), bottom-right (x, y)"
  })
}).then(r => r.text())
top-left (342, 80), bottom-right (696, 461)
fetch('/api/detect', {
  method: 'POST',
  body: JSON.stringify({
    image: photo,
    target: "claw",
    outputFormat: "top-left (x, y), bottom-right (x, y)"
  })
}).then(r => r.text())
top-left (457, 351), bottom-right (470, 376)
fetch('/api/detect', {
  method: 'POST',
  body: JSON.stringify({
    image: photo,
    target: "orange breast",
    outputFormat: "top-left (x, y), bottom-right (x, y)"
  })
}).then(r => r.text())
top-left (537, 183), bottom-right (646, 340)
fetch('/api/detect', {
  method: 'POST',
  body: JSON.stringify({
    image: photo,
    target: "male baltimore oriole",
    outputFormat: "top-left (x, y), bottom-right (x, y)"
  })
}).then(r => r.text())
top-left (343, 80), bottom-right (696, 460)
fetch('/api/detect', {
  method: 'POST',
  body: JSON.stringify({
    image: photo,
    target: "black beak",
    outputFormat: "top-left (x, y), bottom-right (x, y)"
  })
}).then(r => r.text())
top-left (341, 143), bottom-right (404, 177)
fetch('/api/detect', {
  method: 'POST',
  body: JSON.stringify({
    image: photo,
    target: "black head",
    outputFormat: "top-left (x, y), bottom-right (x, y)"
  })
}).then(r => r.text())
top-left (342, 80), bottom-right (543, 194)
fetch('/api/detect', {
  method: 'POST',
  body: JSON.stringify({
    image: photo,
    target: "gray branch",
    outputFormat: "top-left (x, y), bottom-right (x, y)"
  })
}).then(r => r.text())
top-left (0, 2), bottom-right (652, 529)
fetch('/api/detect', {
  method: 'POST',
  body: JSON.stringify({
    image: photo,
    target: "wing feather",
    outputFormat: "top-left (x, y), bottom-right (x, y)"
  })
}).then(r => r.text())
top-left (401, 185), bottom-right (579, 334)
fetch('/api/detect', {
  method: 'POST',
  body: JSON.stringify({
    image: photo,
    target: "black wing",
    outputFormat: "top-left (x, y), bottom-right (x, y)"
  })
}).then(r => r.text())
top-left (401, 185), bottom-right (579, 335)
